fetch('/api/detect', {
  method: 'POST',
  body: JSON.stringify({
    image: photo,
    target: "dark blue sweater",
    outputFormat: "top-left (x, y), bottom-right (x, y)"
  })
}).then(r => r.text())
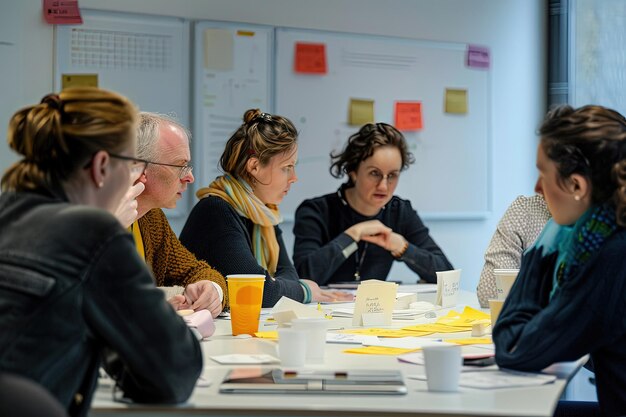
top-left (180, 196), bottom-right (304, 308)
top-left (493, 229), bottom-right (626, 416)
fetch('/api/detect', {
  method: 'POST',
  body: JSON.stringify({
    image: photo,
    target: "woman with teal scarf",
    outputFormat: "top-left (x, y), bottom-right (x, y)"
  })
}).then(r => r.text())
top-left (493, 105), bottom-right (626, 416)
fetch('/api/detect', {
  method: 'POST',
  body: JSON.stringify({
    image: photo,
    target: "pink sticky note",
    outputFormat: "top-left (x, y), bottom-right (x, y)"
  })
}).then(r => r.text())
top-left (43, 0), bottom-right (83, 25)
top-left (467, 45), bottom-right (490, 69)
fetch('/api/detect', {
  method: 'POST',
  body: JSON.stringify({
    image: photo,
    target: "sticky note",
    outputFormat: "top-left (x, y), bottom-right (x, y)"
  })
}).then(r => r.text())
top-left (294, 42), bottom-right (327, 74)
top-left (43, 0), bottom-right (83, 25)
top-left (467, 45), bottom-right (490, 69)
top-left (349, 98), bottom-right (375, 126)
top-left (445, 89), bottom-right (468, 114)
top-left (204, 29), bottom-right (234, 71)
top-left (395, 101), bottom-right (423, 130)
top-left (61, 74), bottom-right (98, 89)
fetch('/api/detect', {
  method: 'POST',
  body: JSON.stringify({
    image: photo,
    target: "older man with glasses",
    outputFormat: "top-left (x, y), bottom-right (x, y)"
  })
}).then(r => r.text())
top-left (116, 112), bottom-right (226, 317)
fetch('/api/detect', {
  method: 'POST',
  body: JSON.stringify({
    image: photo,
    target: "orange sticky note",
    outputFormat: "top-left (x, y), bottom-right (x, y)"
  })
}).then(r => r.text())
top-left (294, 42), bottom-right (327, 74)
top-left (395, 102), bottom-right (423, 131)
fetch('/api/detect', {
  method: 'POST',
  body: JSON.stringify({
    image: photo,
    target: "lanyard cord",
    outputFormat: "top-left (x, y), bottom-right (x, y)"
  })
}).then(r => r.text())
top-left (354, 242), bottom-right (369, 281)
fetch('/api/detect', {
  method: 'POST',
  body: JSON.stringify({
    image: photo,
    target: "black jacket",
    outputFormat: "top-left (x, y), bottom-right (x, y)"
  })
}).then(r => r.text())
top-left (0, 191), bottom-right (202, 417)
top-left (293, 187), bottom-right (453, 284)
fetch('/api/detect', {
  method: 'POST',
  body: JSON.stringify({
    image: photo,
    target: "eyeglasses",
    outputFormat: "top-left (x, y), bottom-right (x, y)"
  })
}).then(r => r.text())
top-left (144, 159), bottom-right (193, 179)
top-left (366, 169), bottom-right (400, 185)
top-left (108, 153), bottom-right (149, 179)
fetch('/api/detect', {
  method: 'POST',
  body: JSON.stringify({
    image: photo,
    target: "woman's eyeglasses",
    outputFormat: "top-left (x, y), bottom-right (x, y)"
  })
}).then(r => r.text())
top-left (108, 153), bottom-right (149, 179)
top-left (366, 169), bottom-right (400, 185)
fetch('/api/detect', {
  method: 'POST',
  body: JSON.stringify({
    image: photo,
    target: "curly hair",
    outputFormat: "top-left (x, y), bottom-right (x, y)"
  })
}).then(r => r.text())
top-left (329, 123), bottom-right (414, 185)
top-left (539, 104), bottom-right (626, 226)
top-left (219, 109), bottom-right (298, 182)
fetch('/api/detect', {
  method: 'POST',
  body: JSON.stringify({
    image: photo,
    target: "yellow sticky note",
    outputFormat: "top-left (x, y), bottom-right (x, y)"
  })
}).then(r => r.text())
top-left (61, 74), bottom-right (98, 89)
top-left (343, 346), bottom-right (417, 355)
top-left (204, 28), bottom-right (234, 71)
top-left (254, 331), bottom-right (278, 340)
top-left (349, 98), bottom-right (375, 125)
top-left (445, 88), bottom-right (468, 114)
top-left (443, 337), bottom-right (493, 345)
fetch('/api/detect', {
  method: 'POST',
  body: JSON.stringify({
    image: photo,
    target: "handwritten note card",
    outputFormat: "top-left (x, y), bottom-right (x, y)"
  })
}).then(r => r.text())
top-left (352, 280), bottom-right (398, 326)
top-left (394, 101), bottom-right (423, 131)
top-left (294, 42), bottom-right (327, 74)
top-left (436, 269), bottom-right (462, 307)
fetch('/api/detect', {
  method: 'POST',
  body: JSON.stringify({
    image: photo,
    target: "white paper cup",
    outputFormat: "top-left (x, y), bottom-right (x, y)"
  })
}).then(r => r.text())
top-left (291, 318), bottom-right (328, 364)
top-left (277, 328), bottom-right (306, 368)
top-left (493, 269), bottom-right (519, 300)
top-left (422, 345), bottom-right (462, 392)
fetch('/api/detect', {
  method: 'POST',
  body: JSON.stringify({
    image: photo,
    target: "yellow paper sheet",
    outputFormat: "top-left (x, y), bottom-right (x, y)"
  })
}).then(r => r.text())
top-left (401, 323), bottom-right (467, 333)
top-left (254, 331), bottom-right (278, 340)
top-left (343, 346), bottom-right (418, 355)
top-left (341, 328), bottom-right (423, 338)
top-left (443, 337), bottom-right (493, 345)
top-left (436, 306), bottom-right (490, 328)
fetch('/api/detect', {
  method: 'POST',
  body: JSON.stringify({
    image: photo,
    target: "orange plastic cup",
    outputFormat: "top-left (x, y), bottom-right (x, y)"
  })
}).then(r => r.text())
top-left (226, 274), bottom-right (265, 336)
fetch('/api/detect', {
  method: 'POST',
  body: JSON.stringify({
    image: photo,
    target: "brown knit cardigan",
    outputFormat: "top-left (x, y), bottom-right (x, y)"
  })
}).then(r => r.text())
top-left (138, 208), bottom-right (228, 307)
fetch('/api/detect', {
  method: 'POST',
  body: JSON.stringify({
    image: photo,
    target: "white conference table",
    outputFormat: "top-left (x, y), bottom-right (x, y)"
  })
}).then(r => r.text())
top-left (90, 288), bottom-right (582, 417)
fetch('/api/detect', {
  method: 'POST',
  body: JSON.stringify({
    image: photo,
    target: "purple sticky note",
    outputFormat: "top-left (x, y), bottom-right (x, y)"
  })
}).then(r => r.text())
top-left (467, 45), bottom-right (490, 69)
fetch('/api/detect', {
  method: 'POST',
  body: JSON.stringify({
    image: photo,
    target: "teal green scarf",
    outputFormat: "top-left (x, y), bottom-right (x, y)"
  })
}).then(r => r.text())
top-left (531, 204), bottom-right (618, 299)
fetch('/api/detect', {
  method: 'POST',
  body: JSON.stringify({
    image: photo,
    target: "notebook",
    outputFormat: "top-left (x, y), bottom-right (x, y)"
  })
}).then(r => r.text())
top-left (219, 368), bottom-right (407, 395)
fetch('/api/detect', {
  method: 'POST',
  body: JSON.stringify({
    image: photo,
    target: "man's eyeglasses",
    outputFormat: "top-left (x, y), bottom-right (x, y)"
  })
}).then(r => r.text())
top-left (109, 153), bottom-right (193, 180)
top-left (108, 153), bottom-right (149, 179)
top-left (144, 159), bottom-right (193, 179)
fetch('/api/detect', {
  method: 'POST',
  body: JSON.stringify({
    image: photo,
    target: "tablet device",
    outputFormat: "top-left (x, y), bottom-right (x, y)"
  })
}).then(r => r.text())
top-left (219, 368), bottom-right (407, 395)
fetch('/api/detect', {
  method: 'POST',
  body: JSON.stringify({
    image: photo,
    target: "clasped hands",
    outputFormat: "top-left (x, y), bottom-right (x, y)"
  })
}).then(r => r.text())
top-left (345, 220), bottom-right (407, 254)
top-left (169, 281), bottom-right (223, 318)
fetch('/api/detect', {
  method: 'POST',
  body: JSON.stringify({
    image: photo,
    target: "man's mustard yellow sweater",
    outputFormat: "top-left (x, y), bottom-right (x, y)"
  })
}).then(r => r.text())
top-left (138, 208), bottom-right (228, 307)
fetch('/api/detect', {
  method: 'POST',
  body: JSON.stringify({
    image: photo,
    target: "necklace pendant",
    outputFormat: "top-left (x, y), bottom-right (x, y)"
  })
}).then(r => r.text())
top-left (354, 272), bottom-right (360, 281)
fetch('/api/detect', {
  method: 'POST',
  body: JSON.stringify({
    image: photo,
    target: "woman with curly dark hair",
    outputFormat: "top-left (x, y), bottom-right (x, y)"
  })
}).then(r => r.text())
top-left (493, 105), bottom-right (626, 417)
top-left (293, 122), bottom-right (453, 285)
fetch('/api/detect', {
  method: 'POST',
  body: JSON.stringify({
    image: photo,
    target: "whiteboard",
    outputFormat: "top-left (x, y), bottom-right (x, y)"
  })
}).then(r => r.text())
top-left (275, 28), bottom-right (491, 220)
top-left (54, 9), bottom-right (190, 217)
top-left (192, 21), bottom-right (273, 189)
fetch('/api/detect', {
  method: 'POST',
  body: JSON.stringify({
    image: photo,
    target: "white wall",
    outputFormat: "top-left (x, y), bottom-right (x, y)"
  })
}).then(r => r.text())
top-left (0, 0), bottom-right (547, 292)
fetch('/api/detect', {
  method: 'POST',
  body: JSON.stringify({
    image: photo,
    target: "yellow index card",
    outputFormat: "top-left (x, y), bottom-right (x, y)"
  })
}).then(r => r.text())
top-left (61, 74), bottom-right (98, 89)
top-left (349, 98), bottom-right (375, 125)
top-left (445, 88), bottom-right (468, 114)
top-left (204, 28), bottom-right (234, 71)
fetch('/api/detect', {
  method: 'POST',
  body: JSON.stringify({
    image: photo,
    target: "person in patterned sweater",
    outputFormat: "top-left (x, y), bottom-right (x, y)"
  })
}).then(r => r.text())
top-left (125, 112), bottom-right (227, 317)
top-left (476, 194), bottom-right (551, 307)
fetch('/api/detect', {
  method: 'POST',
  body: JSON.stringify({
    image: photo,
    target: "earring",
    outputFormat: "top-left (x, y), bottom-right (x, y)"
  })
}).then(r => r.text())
top-left (98, 181), bottom-right (104, 188)
top-left (574, 195), bottom-right (581, 201)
